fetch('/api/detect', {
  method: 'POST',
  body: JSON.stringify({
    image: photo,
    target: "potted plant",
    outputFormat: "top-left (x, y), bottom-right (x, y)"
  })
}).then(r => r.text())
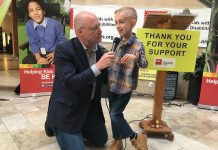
top-left (183, 52), bottom-right (205, 105)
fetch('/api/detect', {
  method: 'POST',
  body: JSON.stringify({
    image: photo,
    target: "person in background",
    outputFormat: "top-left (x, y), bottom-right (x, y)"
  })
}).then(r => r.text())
top-left (47, 11), bottom-right (116, 150)
top-left (108, 7), bottom-right (148, 150)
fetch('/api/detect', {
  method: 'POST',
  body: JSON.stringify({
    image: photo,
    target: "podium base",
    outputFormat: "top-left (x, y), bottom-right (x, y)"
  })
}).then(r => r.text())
top-left (139, 120), bottom-right (174, 141)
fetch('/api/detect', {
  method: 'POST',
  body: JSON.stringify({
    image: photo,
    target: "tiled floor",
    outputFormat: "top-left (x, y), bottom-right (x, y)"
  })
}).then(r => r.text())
top-left (0, 54), bottom-right (19, 70)
top-left (0, 54), bottom-right (218, 150)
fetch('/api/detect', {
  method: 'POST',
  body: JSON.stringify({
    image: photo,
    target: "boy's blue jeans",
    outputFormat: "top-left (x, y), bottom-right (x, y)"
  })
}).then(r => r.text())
top-left (108, 91), bottom-right (134, 139)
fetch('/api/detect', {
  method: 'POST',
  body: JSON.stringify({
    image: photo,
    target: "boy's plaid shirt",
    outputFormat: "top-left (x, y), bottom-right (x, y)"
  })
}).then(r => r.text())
top-left (108, 35), bottom-right (148, 94)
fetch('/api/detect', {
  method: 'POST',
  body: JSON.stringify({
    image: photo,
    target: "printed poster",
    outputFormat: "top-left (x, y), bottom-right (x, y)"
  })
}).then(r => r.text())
top-left (137, 28), bottom-right (200, 72)
top-left (17, 0), bottom-right (70, 97)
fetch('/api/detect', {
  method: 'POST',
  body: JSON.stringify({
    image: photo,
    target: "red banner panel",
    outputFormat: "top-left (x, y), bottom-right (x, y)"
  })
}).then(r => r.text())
top-left (20, 67), bottom-right (55, 97)
top-left (199, 76), bottom-right (218, 107)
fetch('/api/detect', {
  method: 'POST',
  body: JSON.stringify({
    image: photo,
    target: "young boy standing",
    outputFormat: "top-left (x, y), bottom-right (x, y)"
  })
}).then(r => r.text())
top-left (108, 7), bottom-right (148, 150)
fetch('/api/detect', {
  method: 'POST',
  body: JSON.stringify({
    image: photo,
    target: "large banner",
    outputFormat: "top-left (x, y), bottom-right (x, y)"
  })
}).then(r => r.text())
top-left (199, 72), bottom-right (218, 108)
top-left (17, 0), bottom-right (70, 97)
top-left (137, 28), bottom-right (200, 72)
top-left (198, 1), bottom-right (218, 109)
top-left (69, 5), bottom-right (207, 81)
top-left (70, 5), bottom-right (211, 47)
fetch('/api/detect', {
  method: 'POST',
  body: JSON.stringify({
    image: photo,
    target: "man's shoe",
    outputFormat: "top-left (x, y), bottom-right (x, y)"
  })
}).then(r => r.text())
top-left (131, 133), bottom-right (148, 150)
top-left (109, 139), bottom-right (123, 150)
top-left (44, 121), bottom-right (54, 137)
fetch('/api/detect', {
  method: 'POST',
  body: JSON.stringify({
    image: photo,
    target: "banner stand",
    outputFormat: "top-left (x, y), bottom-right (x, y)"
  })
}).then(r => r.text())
top-left (139, 13), bottom-right (195, 141)
top-left (198, 0), bottom-right (218, 110)
top-left (198, 104), bottom-right (218, 110)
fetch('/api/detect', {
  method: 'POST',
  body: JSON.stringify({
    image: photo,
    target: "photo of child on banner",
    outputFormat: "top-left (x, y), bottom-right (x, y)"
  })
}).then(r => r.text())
top-left (16, 0), bottom-right (69, 96)
top-left (21, 0), bottom-right (66, 64)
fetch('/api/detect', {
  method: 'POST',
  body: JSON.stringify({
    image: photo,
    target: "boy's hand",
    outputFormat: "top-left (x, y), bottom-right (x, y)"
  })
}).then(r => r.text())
top-left (120, 54), bottom-right (137, 64)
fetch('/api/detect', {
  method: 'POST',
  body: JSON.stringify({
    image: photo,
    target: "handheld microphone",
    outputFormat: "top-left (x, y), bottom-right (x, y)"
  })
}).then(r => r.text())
top-left (111, 37), bottom-right (120, 52)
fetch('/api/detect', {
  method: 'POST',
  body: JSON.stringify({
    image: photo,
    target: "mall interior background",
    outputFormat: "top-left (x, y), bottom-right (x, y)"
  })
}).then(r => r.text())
top-left (0, 0), bottom-right (210, 99)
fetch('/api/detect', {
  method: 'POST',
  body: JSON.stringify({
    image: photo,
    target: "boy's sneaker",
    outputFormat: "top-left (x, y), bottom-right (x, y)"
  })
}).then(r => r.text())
top-left (131, 133), bottom-right (148, 150)
top-left (109, 139), bottom-right (123, 150)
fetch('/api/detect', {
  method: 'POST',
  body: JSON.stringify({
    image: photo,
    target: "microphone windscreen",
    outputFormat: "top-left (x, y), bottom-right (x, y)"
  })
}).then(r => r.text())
top-left (113, 37), bottom-right (120, 44)
top-left (111, 37), bottom-right (120, 52)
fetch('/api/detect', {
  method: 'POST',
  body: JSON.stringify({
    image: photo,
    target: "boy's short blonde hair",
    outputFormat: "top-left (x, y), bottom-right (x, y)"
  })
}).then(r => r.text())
top-left (114, 7), bottom-right (137, 21)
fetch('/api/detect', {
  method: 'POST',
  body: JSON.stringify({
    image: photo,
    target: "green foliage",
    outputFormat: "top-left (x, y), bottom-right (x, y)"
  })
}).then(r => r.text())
top-left (18, 22), bottom-right (28, 64)
top-left (183, 52), bottom-right (205, 81)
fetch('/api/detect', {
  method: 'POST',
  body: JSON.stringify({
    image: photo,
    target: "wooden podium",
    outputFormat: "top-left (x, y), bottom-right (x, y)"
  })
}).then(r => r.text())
top-left (139, 13), bottom-right (195, 141)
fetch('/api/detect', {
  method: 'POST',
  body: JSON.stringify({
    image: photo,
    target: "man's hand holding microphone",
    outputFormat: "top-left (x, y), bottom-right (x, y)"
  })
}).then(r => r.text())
top-left (96, 37), bottom-right (121, 70)
top-left (96, 51), bottom-right (115, 70)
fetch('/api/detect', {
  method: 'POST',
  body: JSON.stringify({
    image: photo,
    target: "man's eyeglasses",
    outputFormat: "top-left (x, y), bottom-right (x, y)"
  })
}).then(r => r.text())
top-left (80, 24), bottom-right (101, 31)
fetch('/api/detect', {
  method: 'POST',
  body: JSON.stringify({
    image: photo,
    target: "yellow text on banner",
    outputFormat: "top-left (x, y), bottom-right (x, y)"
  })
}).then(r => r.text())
top-left (139, 69), bottom-right (157, 81)
top-left (137, 28), bottom-right (200, 72)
